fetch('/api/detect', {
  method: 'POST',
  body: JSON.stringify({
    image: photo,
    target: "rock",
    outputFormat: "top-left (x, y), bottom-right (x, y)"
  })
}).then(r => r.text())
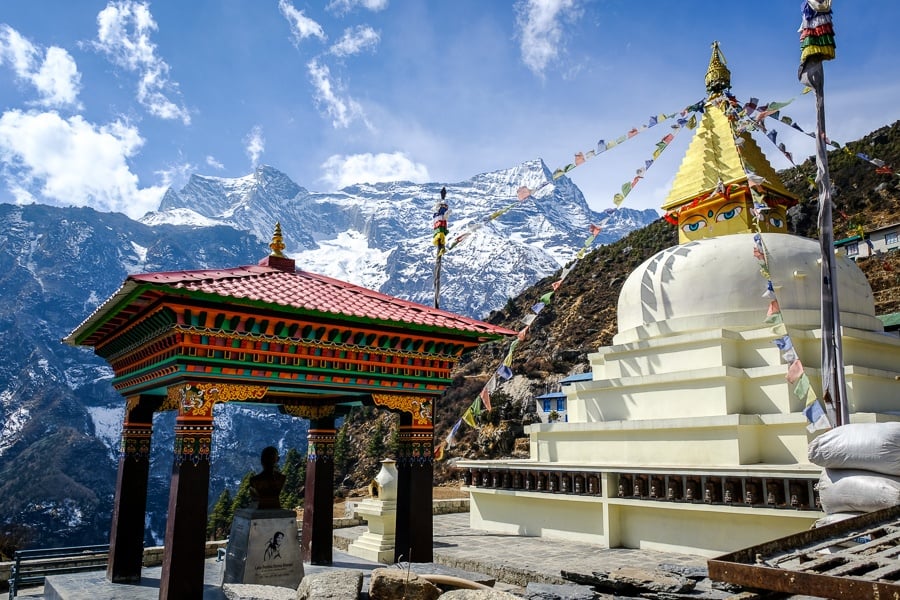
top-left (657, 563), bottom-right (708, 580)
top-left (296, 569), bottom-right (363, 600)
top-left (222, 583), bottom-right (297, 600)
top-left (562, 566), bottom-right (695, 595)
top-left (409, 562), bottom-right (496, 588)
top-left (522, 581), bottom-right (597, 599)
top-left (439, 590), bottom-right (522, 599)
top-left (369, 567), bottom-right (441, 600)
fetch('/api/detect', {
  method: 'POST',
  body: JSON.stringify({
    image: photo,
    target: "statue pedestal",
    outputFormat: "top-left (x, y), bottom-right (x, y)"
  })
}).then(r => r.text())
top-left (347, 498), bottom-right (397, 563)
top-left (223, 508), bottom-right (304, 588)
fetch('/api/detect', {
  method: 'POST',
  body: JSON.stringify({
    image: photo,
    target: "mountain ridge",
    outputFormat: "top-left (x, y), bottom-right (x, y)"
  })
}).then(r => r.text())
top-left (0, 158), bottom-right (657, 551)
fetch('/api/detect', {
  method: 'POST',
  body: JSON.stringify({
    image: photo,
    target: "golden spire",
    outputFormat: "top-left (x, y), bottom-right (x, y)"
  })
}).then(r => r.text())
top-left (269, 222), bottom-right (286, 257)
top-left (705, 41), bottom-right (731, 95)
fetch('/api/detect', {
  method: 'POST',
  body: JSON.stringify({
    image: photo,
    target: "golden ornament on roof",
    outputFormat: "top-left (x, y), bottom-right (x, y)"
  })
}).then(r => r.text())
top-left (705, 41), bottom-right (731, 95)
top-left (269, 222), bottom-right (286, 257)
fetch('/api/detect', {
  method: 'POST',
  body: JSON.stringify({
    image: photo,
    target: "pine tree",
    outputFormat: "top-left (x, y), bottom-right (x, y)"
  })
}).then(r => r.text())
top-left (334, 422), bottom-right (350, 475)
top-left (230, 471), bottom-right (254, 515)
top-left (279, 448), bottom-right (306, 510)
top-left (387, 419), bottom-right (400, 457)
top-left (207, 488), bottom-right (233, 540)
top-left (367, 417), bottom-right (386, 459)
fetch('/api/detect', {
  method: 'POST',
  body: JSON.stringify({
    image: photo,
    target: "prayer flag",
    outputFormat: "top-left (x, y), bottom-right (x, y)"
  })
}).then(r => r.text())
top-left (786, 359), bottom-right (804, 384)
top-left (773, 336), bottom-right (793, 351)
top-left (574, 152), bottom-right (585, 166)
top-left (540, 291), bottom-right (554, 304)
top-left (793, 372), bottom-right (811, 399)
top-left (517, 186), bottom-right (532, 201)
top-left (531, 302), bottom-right (545, 314)
top-left (597, 139), bottom-right (607, 152)
top-left (446, 419), bottom-right (462, 446)
top-left (480, 387), bottom-right (492, 411)
top-left (589, 223), bottom-right (602, 236)
top-left (433, 441), bottom-right (445, 461)
top-left (551, 279), bottom-right (563, 291)
top-left (803, 395), bottom-right (830, 432)
top-left (517, 326), bottom-right (529, 341)
top-left (521, 314), bottom-right (536, 326)
top-left (496, 364), bottom-right (513, 380)
top-left (462, 407), bottom-right (476, 428)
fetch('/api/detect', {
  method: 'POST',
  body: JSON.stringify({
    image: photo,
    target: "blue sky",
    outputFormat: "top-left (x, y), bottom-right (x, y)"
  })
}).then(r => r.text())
top-left (1, 1), bottom-right (899, 220)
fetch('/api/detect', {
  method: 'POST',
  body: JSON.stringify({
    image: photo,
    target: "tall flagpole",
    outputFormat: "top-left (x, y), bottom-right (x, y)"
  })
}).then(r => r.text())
top-left (433, 187), bottom-right (449, 309)
top-left (798, 0), bottom-right (847, 426)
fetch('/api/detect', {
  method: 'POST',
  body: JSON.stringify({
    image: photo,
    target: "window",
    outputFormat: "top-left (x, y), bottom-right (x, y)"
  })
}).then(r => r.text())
top-left (886, 231), bottom-right (899, 246)
top-left (846, 242), bottom-right (859, 256)
top-left (556, 398), bottom-right (566, 411)
top-left (542, 399), bottom-right (551, 412)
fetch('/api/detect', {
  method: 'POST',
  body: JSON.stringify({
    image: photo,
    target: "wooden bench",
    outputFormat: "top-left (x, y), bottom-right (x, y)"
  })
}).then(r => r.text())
top-left (8, 544), bottom-right (108, 598)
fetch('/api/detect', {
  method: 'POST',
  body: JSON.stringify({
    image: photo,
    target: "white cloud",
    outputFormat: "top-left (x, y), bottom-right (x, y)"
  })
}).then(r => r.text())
top-left (307, 59), bottom-right (367, 129)
top-left (327, 0), bottom-right (388, 14)
top-left (244, 126), bottom-right (265, 167)
top-left (319, 152), bottom-right (429, 188)
top-left (0, 25), bottom-right (81, 108)
top-left (514, 0), bottom-right (580, 78)
top-left (278, 0), bottom-right (327, 45)
top-left (0, 109), bottom-right (166, 219)
top-left (206, 155), bottom-right (224, 170)
top-left (92, 0), bottom-right (191, 124)
top-left (330, 26), bottom-right (380, 57)
top-left (155, 161), bottom-right (195, 188)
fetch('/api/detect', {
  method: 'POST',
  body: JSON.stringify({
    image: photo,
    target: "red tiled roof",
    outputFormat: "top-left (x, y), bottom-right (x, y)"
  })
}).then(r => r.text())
top-left (128, 265), bottom-right (515, 337)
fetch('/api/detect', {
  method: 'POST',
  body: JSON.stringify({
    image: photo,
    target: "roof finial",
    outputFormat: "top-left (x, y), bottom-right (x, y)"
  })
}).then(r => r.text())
top-left (705, 41), bottom-right (731, 95)
top-left (269, 222), bottom-right (286, 258)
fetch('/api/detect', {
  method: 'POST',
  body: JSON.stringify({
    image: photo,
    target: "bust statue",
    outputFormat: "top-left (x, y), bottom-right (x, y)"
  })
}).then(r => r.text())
top-left (249, 446), bottom-right (286, 510)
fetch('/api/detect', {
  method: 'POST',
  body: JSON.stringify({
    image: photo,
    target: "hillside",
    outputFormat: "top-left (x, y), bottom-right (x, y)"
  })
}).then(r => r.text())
top-left (334, 120), bottom-right (900, 490)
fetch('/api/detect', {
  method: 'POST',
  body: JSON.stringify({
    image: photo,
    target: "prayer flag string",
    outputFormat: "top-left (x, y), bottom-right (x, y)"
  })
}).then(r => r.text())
top-left (726, 105), bottom-right (832, 432)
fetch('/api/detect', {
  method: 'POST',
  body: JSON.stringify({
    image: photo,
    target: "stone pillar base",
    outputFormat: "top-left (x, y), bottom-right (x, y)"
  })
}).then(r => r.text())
top-left (223, 508), bottom-right (304, 589)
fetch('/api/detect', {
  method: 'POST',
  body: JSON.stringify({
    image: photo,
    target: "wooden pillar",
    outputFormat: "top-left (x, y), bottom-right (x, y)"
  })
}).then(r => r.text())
top-left (159, 385), bottom-right (215, 600)
top-left (394, 410), bottom-right (434, 563)
top-left (107, 396), bottom-right (156, 583)
top-left (301, 417), bottom-right (335, 565)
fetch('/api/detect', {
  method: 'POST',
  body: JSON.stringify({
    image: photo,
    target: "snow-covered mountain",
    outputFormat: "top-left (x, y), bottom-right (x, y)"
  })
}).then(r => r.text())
top-left (0, 160), bottom-right (657, 548)
top-left (144, 160), bottom-right (659, 317)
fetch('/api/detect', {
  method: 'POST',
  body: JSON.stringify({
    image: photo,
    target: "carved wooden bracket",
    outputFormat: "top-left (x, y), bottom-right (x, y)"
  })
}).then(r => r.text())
top-left (163, 382), bottom-right (269, 415)
top-left (372, 393), bottom-right (433, 425)
top-left (282, 404), bottom-right (336, 419)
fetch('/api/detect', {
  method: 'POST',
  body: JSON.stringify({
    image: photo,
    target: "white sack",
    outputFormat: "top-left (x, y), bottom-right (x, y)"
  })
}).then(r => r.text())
top-left (814, 512), bottom-right (863, 528)
top-left (817, 468), bottom-right (900, 514)
top-left (808, 422), bottom-right (900, 476)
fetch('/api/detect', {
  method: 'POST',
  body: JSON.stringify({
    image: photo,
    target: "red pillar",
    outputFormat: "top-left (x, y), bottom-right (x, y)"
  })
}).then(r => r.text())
top-left (159, 385), bottom-right (215, 600)
top-left (394, 410), bottom-right (434, 563)
top-left (107, 396), bottom-right (157, 583)
top-left (301, 417), bottom-right (335, 565)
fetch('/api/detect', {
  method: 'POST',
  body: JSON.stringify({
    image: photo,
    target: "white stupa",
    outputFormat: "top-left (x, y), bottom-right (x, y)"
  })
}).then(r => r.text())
top-left (457, 45), bottom-right (900, 556)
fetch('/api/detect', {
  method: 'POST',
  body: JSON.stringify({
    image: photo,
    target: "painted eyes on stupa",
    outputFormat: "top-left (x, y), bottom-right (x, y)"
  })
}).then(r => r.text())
top-left (769, 216), bottom-right (785, 228)
top-left (715, 205), bottom-right (742, 222)
top-left (681, 218), bottom-right (707, 234)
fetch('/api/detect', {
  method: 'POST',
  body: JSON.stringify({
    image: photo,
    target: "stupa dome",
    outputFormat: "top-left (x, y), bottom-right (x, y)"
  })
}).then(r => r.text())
top-left (616, 233), bottom-right (881, 344)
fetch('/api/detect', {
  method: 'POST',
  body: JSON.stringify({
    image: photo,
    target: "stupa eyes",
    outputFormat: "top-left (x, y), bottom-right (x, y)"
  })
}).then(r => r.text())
top-left (681, 219), bottom-right (707, 234)
top-left (715, 204), bottom-right (742, 222)
top-left (769, 216), bottom-right (785, 228)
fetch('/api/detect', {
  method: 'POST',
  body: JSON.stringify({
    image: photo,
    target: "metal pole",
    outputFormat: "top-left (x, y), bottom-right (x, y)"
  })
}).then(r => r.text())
top-left (433, 187), bottom-right (448, 309)
top-left (799, 6), bottom-right (847, 425)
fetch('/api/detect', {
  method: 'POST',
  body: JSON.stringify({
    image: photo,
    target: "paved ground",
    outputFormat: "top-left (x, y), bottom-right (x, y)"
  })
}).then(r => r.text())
top-left (23, 512), bottom-right (816, 599)
top-left (336, 512), bottom-right (709, 588)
